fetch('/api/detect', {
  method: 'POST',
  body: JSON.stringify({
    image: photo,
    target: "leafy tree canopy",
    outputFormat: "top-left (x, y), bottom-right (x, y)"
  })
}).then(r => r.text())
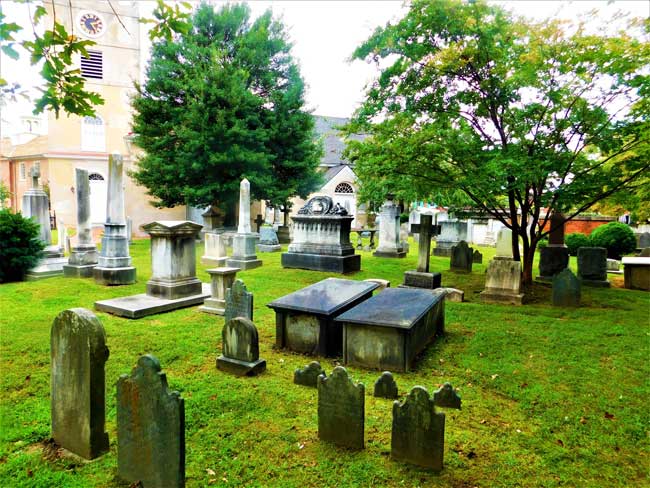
top-left (130, 3), bottom-right (321, 209)
top-left (347, 0), bottom-right (650, 284)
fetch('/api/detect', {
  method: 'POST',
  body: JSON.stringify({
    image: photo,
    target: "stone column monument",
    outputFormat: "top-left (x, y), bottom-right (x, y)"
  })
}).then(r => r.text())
top-left (373, 194), bottom-right (407, 258)
top-left (64, 169), bottom-right (99, 277)
top-left (226, 179), bottom-right (262, 270)
top-left (23, 167), bottom-right (67, 279)
top-left (93, 153), bottom-right (137, 285)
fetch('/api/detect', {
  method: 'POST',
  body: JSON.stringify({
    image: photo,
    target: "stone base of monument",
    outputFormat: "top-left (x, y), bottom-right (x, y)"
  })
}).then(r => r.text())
top-left (198, 296), bottom-right (226, 315)
top-left (26, 247), bottom-right (66, 280)
top-left (479, 289), bottom-right (524, 305)
top-left (63, 263), bottom-right (96, 278)
top-left (216, 355), bottom-right (266, 376)
top-left (63, 245), bottom-right (98, 278)
top-left (93, 266), bottom-right (137, 286)
top-left (580, 278), bottom-right (611, 288)
top-left (227, 234), bottom-right (262, 270)
top-left (201, 255), bottom-right (228, 267)
top-left (281, 252), bottom-right (361, 273)
top-left (226, 256), bottom-right (263, 270)
top-left (94, 283), bottom-right (210, 319)
top-left (400, 270), bottom-right (442, 289)
top-left (146, 277), bottom-right (203, 300)
top-left (257, 243), bottom-right (281, 252)
top-left (276, 226), bottom-right (290, 244)
top-left (373, 248), bottom-right (407, 258)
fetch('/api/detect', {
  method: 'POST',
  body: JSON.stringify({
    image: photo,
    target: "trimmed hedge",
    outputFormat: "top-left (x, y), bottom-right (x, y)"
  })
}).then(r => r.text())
top-left (0, 209), bottom-right (45, 282)
top-left (565, 232), bottom-right (591, 256)
top-left (589, 222), bottom-right (636, 259)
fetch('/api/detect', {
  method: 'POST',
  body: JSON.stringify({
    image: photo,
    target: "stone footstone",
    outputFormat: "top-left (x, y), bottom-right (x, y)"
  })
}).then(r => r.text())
top-left (294, 361), bottom-right (326, 388)
top-left (117, 355), bottom-right (184, 488)
top-left (217, 317), bottom-right (266, 376)
top-left (317, 366), bottom-right (364, 450)
top-left (401, 270), bottom-right (441, 289)
top-left (577, 247), bottom-right (610, 287)
top-left (199, 267), bottom-right (239, 315)
top-left (441, 287), bottom-right (464, 302)
top-left (51, 308), bottom-right (109, 460)
top-left (373, 372), bottom-right (398, 399)
top-left (552, 268), bottom-right (581, 307)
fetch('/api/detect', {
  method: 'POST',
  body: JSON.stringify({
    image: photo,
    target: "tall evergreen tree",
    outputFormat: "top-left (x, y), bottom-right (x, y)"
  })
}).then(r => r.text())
top-left (130, 3), bottom-right (321, 210)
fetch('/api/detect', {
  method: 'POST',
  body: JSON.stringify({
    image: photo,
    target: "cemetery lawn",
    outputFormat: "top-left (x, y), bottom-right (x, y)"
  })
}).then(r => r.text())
top-left (0, 239), bottom-right (648, 488)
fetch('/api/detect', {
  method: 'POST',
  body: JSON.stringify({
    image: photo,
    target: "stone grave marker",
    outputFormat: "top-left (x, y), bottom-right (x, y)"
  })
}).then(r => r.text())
top-left (373, 194), bottom-right (407, 258)
top-left (402, 214), bottom-right (442, 289)
top-left (225, 279), bottom-right (253, 323)
top-left (472, 249), bottom-right (483, 264)
top-left (317, 366), bottom-right (365, 450)
top-left (373, 371), bottom-right (398, 399)
top-left (433, 383), bottom-right (461, 409)
top-left (364, 278), bottom-right (390, 292)
top-left (495, 228), bottom-right (514, 258)
top-left (641, 248), bottom-right (650, 257)
top-left (51, 308), bottom-right (109, 459)
top-left (638, 232), bottom-right (650, 250)
top-left (199, 267), bottom-right (239, 315)
top-left (539, 213), bottom-right (569, 281)
top-left (552, 268), bottom-right (581, 307)
top-left (254, 214), bottom-right (264, 232)
top-left (258, 227), bottom-right (281, 252)
top-left (294, 361), bottom-right (326, 388)
top-left (117, 355), bottom-right (184, 488)
top-left (577, 247), bottom-right (609, 287)
top-left (227, 179), bottom-right (262, 270)
top-left (217, 317), bottom-right (266, 376)
top-left (450, 240), bottom-right (473, 273)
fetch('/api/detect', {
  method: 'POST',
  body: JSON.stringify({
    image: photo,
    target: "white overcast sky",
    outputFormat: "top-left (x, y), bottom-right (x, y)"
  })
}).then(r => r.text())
top-left (1, 0), bottom-right (648, 136)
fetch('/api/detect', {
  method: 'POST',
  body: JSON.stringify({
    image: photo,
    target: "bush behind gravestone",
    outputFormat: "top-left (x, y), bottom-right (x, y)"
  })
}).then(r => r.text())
top-left (565, 232), bottom-right (592, 256)
top-left (589, 222), bottom-right (636, 259)
top-left (0, 209), bottom-right (45, 282)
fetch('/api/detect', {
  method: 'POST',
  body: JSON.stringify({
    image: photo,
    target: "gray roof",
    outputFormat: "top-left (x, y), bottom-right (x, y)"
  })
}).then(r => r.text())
top-left (313, 115), bottom-right (366, 169)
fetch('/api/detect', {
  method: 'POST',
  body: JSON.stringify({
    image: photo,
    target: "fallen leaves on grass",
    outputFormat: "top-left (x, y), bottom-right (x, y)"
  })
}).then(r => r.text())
top-left (604, 412), bottom-right (615, 420)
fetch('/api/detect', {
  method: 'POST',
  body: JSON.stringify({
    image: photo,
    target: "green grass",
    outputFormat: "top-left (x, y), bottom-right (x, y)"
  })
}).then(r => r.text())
top-left (0, 238), bottom-right (648, 487)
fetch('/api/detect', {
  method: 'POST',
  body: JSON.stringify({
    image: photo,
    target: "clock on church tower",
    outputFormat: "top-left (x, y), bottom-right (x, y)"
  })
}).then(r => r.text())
top-left (78, 11), bottom-right (105, 37)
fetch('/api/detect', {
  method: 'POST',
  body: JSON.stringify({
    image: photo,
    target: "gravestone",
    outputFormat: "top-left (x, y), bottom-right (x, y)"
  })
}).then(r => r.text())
top-left (294, 361), bottom-right (326, 388)
top-left (373, 371), bottom-right (398, 399)
top-left (317, 366), bottom-right (365, 450)
top-left (577, 247), bottom-right (609, 287)
top-left (480, 258), bottom-right (524, 305)
top-left (495, 228), bottom-right (514, 258)
top-left (472, 249), bottom-right (483, 264)
top-left (606, 258), bottom-right (621, 272)
top-left (539, 213), bottom-right (569, 281)
top-left (552, 268), bottom-right (581, 307)
top-left (258, 227), bottom-right (281, 252)
top-left (51, 308), bottom-right (109, 459)
top-left (433, 220), bottom-right (467, 257)
top-left (638, 232), bottom-right (650, 250)
top-left (65, 169), bottom-right (99, 277)
top-left (201, 206), bottom-right (224, 232)
top-left (401, 214), bottom-right (442, 289)
top-left (441, 287), bottom-right (464, 302)
top-left (217, 317), bottom-right (266, 376)
top-left (450, 240), bottom-right (473, 273)
top-left (224, 279), bottom-right (253, 323)
top-left (276, 205), bottom-right (291, 244)
top-left (433, 383), bottom-right (461, 409)
top-left (117, 355), bottom-right (184, 488)
top-left (202, 232), bottom-right (228, 267)
top-left (227, 179), bottom-right (262, 270)
top-left (199, 267), bottom-right (239, 315)
top-left (641, 248), bottom-right (650, 257)
top-left (254, 214), bottom-right (264, 232)
top-left (373, 194), bottom-right (407, 258)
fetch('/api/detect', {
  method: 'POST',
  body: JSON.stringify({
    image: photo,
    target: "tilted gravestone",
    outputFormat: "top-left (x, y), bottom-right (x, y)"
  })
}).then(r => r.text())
top-left (294, 361), bottom-right (326, 388)
top-left (450, 240), bottom-right (473, 273)
top-left (318, 366), bottom-right (365, 450)
top-left (51, 308), bottom-right (109, 459)
top-left (472, 249), bottom-right (483, 264)
top-left (577, 247), bottom-right (609, 287)
top-left (373, 371), bottom-right (398, 399)
top-left (552, 268), bottom-right (581, 307)
top-left (117, 355), bottom-right (185, 488)
top-left (224, 279), bottom-right (253, 323)
top-left (217, 317), bottom-right (266, 376)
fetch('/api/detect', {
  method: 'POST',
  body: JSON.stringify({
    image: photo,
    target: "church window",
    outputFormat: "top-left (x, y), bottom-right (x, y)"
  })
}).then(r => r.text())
top-left (89, 173), bottom-right (104, 181)
top-left (81, 116), bottom-right (106, 152)
top-left (81, 50), bottom-right (103, 79)
top-left (19, 162), bottom-right (26, 181)
top-left (335, 182), bottom-right (354, 194)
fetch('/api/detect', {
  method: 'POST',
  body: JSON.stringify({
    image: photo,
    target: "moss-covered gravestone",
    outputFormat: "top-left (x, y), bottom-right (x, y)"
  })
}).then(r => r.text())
top-left (294, 361), bottom-right (326, 387)
top-left (51, 308), bottom-right (110, 459)
top-left (472, 249), bottom-right (483, 264)
top-left (318, 366), bottom-right (365, 449)
top-left (117, 355), bottom-right (185, 488)
top-left (373, 371), bottom-right (398, 399)
top-left (433, 382), bottom-right (462, 409)
top-left (217, 317), bottom-right (266, 376)
top-left (552, 268), bottom-right (581, 307)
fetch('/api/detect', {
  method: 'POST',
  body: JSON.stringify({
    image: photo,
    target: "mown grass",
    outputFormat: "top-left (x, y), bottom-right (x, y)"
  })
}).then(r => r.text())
top-left (0, 238), bottom-right (648, 487)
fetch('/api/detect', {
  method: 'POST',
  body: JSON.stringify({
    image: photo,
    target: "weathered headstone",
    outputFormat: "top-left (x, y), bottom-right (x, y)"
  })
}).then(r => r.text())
top-left (294, 361), bottom-right (326, 388)
top-left (539, 213), bottom-right (569, 281)
top-left (637, 232), bottom-right (650, 250)
top-left (577, 247), bottom-right (609, 287)
top-left (202, 232), bottom-right (228, 267)
top-left (433, 220), bottom-right (468, 257)
top-left (317, 366), bottom-right (365, 450)
top-left (199, 267), bottom-right (239, 315)
top-left (51, 308), bottom-right (109, 459)
top-left (217, 317), bottom-right (266, 376)
top-left (401, 214), bottom-right (442, 289)
top-left (433, 383), bottom-right (461, 409)
top-left (441, 287), bottom-right (464, 302)
top-left (227, 179), bottom-right (262, 270)
top-left (450, 240), bottom-right (473, 273)
top-left (640, 247), bottom-right (650, 257)
top-left (552, 268), bottom-right (581, 307)
top-left (224, 279), bottom-right (253, 323)
top-left (64, 169), bottom-right (99, 277)
top-left (472, 249), bottom-right (483, 264)
top-left (373, 371), bottom-right (398, 399)
top-left (606, 258), bottom-right (621, 272)
top-left (373, 194), bottom-right (407, 258)
top-left (117, 355), bottom-right (184, 488)
top-left (258, 227), bottom-right (281, 252)
top-left (480, 258), bottom-right (524, 305)
top-left (495, 228), bottom-right (514, 258)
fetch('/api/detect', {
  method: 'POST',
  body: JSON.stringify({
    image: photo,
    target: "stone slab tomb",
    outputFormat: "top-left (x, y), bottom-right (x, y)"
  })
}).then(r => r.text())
top-left (227, 179), bottom-right (262, 270)
top-left (621, 256), bottom-right (650, 291)
top-left (117, 355), bottom-right (184, 488)
top-left (258, 227), bottom-right (281, 252)
top-left (224, 279), bottom-right (253, 323)
top-left (577, 247), bottom-right (609, 287)
top-left (199, 267), bottom-right (239, 315)
top-left (373, 195), bottom-right (407, 258)
top-left (552, 268), bottom-right (581, 307)
top-left (318, 366), bottom-right (365, 450)
top-left (281, 196), bottom-right (360, 273)
top-left (217, 317), bottom-right (266, 376)
top-left (336, 287), bottom-right (445, 372)
top-left (401, 214), bottom-right (442, 290)
top-left (450, 240), bottom-right (473, 273)
top-left (268, 278), bottom-right (379, 357)
top-left (373, 371), bottom-right (398, 399)
top-left (51, 308), bottom-right (109, 459)
top-left (294, 361), bottom-right (326, 388)
top-left (63, 168), bottom-right (98, 277)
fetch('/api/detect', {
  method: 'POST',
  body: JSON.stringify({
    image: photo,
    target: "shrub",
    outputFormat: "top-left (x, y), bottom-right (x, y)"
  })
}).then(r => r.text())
top-left (399, 213), bottom-right (410, 223)
top-left (0, 209), bottom-right (45, 283)
top-left (589, 222), bottom-right (637, 259)
top-left (565, 232), bottom-right (591, 256)
top-left (537, 238), bottom-right (548, 250)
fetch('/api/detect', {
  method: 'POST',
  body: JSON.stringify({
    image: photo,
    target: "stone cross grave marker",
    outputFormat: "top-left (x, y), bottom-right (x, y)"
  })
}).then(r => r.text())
top-left (373, 371), bottom-right (398, 399)
top-left (294, 361), bottom-right (326, 388)
top-left (224, 279), bottom-right (253, 323)
top-left (254, 214), bottom-right (264, 232)
top-left (318, 366), bottom-right (365, 450)
top-left (30, 165), bottom-right (40, 188)
top-left (552, 268), bottom-right (581, 307)
top-left (51, 308), bottom-right (110, 460)
top-left (217, 317), bottom-right (266, 376)
top-left (117, 355), bottom-right (184, 488)
top-left (410, 214), bottom-right (440, 273)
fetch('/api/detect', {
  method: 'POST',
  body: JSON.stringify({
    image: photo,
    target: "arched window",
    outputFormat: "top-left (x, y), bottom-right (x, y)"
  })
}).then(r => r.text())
top-left (81, 116), bottom-right (105, 152)
top-left (88, 173), bottom-right (104, 181)
top-left (335, 182), bottom-right (354, 194)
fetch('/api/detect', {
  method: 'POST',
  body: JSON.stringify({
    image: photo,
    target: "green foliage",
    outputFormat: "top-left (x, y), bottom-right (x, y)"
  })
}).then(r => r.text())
top-left (537, 238), bottom-right (548, 250)
top-left (0, 209), bottom-right (44, 282)
top-left (0, 180), bottom-right (11, 209)
top-left (348, 0), bottom-right (650, 284)
top-left (565, 232), bottom-right (592, 256)
top-left (399, 212), bottom-right (409, 223)
top-left (130, 3), bottom-right (321, 209)
top-left (589, 222), bottom-right (637, 259)
top-left (141, 0), bottom-right (192, 41)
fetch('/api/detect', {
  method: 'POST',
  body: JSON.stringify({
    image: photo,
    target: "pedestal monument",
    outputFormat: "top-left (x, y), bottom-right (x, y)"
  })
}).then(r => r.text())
top-left (64, 169), bottom-right (98, 277)
top-left (373, 194), bottom-right (407, 258)
top-left (226, 179), bottom-right (262, 270)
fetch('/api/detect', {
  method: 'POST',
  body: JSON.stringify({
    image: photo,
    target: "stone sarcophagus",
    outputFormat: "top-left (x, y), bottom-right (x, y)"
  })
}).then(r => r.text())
top-left (281, 196), bottom-right (360, 273)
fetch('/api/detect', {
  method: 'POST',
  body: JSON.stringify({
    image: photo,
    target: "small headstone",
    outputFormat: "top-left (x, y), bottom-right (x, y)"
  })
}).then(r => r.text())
top-left (117, 355), bottom-right (184, 488)
top-left (373, 371), bottom-right (398, 399)
top-left (51, 308), bottom-right (109, 459)
top-left (391, 386), bottom-right (445, 471)
top-left (224, 279), bottom-right (253, 323)
top-left (258, 227), bottom-right (281, 252)
top-left (441, 287), bottom-right (464, 302)
top-left (606, 258), bottom-right (621, 271)
top-left (364, 278), bottom-right (390, 292)
top-left (577, 247), bottom-right (609, 287)
top-left (495, 228), bottom-right (514, 258)
top-left (640, 247), bottom-right (650, 257)
top-left (317, 366), bottom-right (365, 450)
top-left (450, 240), bottom-right (473, 273)
top-left (638, 232), bottom-right (650, 249)
top-left (294, 361), bottom-right (326, 388)
top-left (433, 383), bottom-right (461, 409)
top-left (552, 268), bottom-right (581, 307)
top-left (472, 249), bottom-right (483, 264)
top-left (217, 317), bottom-right (266, 376)
top-left (254, 214), bottom-right (264, 232)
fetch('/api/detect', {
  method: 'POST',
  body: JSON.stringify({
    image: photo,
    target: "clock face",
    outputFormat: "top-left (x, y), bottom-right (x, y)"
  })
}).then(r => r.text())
top-left (79, 12), bottom-right (104, 37)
